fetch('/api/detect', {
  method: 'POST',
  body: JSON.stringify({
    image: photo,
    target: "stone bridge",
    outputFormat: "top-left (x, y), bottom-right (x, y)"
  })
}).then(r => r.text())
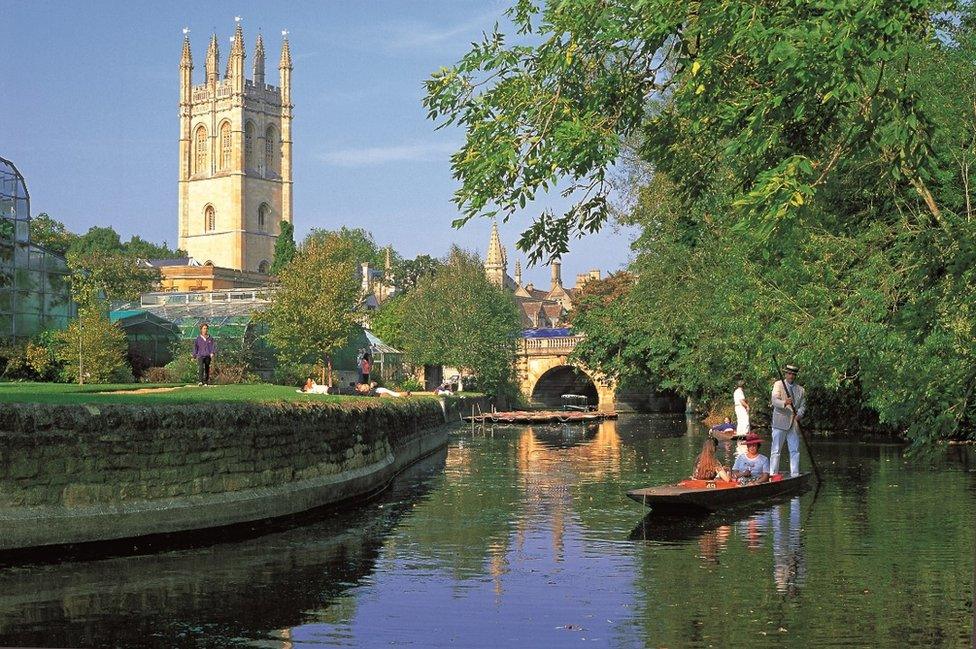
top-left (515, 335), bottom-right (617, 412)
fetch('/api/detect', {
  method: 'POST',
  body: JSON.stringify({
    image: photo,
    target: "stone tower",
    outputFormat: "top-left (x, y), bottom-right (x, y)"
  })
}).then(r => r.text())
top-left (485, 222), bottom-right (507, 288)
top-left (178, 21), bottom-right (293, 273)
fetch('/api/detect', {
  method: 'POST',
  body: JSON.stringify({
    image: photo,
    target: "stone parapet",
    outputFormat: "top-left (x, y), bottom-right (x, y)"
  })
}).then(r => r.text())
top-left (0, 396), bottom-right (482, 552)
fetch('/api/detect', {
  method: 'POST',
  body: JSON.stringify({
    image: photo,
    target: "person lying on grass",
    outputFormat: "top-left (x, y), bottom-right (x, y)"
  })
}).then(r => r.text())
top-left (355, 382), bottom-right (411, 397)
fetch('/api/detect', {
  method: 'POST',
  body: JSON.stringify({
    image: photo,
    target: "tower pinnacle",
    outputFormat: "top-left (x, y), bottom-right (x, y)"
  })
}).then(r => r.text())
top-left (279, 31), bottom-right (292, 69)
top-left (485, 222), bottom-right (508, 287)
top-left (253, 32), bottom-right (266, 85)
top-left (205, 33), bottom-right (220, 86)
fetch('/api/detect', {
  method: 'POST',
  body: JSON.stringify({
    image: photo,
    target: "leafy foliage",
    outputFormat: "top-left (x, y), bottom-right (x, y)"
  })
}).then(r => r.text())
top-left (392, 254), bottom-right (442, 293)
top-left (430, 0), bottom-right (976, 443)
top-left (256, 234), bottom-right (361, 378)
top-left (54, 303), bottom-right (129, 384)
top-left (271, 220), bottom-right (297, 276)
top-left (379, 247), bottom-right (521, 397)
top-left (304, 226), bottom-right (395, 270)
top-left (29, 213), bottom-right (76, 256)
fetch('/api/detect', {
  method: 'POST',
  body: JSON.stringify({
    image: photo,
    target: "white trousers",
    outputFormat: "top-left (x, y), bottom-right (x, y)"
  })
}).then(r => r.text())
top-left (770, 426), bottom-right (800, 476)
top-left (735, 406), bottom-right (750, 435)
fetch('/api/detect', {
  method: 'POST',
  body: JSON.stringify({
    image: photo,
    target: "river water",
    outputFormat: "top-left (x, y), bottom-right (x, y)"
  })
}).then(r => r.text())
top-left (0, 416), bottom-right (973, 648)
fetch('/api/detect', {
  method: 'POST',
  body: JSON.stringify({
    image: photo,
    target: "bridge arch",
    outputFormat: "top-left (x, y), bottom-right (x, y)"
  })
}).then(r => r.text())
top-left (530, 365), bottom-right (599, 408)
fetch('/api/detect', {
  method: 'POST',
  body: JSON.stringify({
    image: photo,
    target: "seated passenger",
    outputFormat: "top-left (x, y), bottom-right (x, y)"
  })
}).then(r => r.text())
top-left (731, 433), bottom-right (770, 484)
top-left (434, 382), bottom-right (454, 396)
top-left (692, 438), bottom-right (731, 482)
top-left (710, 417), bottom-right (736, 433)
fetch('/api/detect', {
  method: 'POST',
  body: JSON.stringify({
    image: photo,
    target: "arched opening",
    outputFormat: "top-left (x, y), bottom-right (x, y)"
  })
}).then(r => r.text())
top-left (264, 125), bottom-right (277, 174)
top-left (194, 125), bottom-right (208, 175)
top-left (531, 365), bottom-right (599, 409)
top-left (204, 205), bottom-right (215, 232)
top-left (244, 121), bottom-right (254, 168)
top-left (257, 259), bottom-right (269, 274)
top-left (258, 203), bottom-right (269, 231)
top-left (219, 121), bottom-right (232, 170)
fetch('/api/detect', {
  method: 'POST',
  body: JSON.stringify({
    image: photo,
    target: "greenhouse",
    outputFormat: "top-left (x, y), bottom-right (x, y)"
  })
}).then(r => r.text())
top-left (0, 156), bottom-right (75, 339)
top-left (121, 289), bottom-right (403, 380)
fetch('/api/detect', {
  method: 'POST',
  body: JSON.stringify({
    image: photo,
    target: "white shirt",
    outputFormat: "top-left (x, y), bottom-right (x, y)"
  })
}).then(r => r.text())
top-left (734, 387), bottom-right (747, 408)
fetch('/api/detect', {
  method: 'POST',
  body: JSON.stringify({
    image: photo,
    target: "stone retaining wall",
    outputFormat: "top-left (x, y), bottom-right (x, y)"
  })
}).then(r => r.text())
top-left (0, 396), bottom-right (479, 552)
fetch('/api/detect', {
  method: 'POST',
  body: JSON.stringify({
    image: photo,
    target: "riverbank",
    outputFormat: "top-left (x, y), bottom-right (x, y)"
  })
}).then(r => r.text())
top-left (0, 393), bottom-right (484, 553)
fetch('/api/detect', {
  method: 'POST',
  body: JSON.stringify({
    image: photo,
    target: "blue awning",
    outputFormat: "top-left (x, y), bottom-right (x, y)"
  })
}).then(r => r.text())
top-left (521, 327), bottom-right (573, 338)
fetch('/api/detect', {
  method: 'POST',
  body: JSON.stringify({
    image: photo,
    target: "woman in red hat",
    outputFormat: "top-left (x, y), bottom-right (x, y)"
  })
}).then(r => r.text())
top-left (731, 432), bottom-right (770, 484)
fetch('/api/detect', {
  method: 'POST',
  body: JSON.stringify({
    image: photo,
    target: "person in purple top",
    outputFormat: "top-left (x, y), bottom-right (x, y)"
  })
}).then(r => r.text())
top-left (192, 323), bottom-right (216, 385)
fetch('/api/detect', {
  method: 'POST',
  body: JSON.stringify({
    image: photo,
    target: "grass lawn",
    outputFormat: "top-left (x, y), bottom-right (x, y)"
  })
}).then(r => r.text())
top-left (0, 382), bottom-right (383, 406)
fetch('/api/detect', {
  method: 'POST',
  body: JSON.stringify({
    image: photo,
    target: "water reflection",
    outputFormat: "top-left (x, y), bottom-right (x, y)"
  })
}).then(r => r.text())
top-left (631, 497), bottom-right (807, 594)
top-left (0, 417), bottom-right (973, 648)
top-left (0, 448), bottom-right (448, 649)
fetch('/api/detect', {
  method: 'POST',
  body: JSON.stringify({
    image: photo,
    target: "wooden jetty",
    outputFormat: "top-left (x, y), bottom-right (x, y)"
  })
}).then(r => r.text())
top-left (462, 410), bottom-right (617, 424)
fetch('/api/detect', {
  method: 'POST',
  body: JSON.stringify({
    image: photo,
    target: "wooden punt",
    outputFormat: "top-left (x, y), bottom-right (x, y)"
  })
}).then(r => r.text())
top-left (626, 473), bottom-right (812, 514)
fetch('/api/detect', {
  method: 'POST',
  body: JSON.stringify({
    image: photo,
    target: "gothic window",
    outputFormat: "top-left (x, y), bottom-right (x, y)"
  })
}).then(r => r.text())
top-left (264, 126), bottom-right (277, 174)
top-left (244, 121), bottom-right (254, 168)
top-left (204, 206), bottom-right (215, 232)
top-left (257, 260), bottom-right (269, 274)
top-left (258, 203), bottom-right (269, 232)
top-left (219, 121), bottom-right (232, 170)
top-left (194, 126), bottom-right (208, 175)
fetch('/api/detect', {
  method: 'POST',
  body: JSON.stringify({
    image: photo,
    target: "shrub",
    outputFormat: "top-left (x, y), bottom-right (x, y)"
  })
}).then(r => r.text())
top-left (54, 304), bottom-right (129, 384)
top-left (142, 366), bottom-right (175, 383)
top-left (396, 376), bottom-right (424, 392)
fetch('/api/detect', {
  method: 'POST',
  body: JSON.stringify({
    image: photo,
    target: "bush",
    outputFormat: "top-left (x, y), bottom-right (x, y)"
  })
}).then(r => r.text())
top-left (163, 352), bottom-right (197, 384)
top-left (396, 376), bottom-right (424, 392)
top-left (165, 337), bottom-right (261, 385)
top-left (142, 367), bottom-right (175, 383)
top-left (54, 304), bottom-right (129, 384)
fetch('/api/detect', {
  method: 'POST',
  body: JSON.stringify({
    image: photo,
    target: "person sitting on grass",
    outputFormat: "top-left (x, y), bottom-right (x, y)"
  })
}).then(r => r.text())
top-left (731, 432), bottom-right (770, 485)
top-left (298, 378), bottom-right (330, 394)
top-left (434, 381), bottom-right (454, 396)
top-left (692, 438), bottom-right (732, 482)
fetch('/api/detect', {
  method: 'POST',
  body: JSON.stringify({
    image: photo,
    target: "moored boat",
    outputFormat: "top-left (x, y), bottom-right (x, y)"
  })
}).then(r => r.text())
top-left (626, 473), bottom-right (812, 514)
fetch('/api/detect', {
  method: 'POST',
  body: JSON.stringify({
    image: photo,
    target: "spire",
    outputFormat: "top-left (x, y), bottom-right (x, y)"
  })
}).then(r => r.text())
top-left (514, 260), bottom-right (522, 287)
top-left (486, 222), bottom-right (506, 267)
top-left (279, 32), bottom-right (292, 69)
top-left (485, 222), bottom-right (508, 288)
top-left (253, 32), bottom-right (266, 85)
top-left (180, 32), bottom-right (192, 68)
top-left (180, 31), bottom-right (193, 106)
top-left (384, 246), bottom-right (392, 275)
top-left (205, 33), bottom-right (220, 86)
top-left (231, 20), bottom-right (245, 57)
top-left (229, 18), bottom-right (246, 91)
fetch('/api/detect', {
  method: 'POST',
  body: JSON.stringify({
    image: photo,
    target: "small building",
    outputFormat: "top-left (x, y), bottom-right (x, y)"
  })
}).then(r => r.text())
top-left (109, 309), bottom-right (181, 368)
top-left (141, 257), bottom-right (270, 292)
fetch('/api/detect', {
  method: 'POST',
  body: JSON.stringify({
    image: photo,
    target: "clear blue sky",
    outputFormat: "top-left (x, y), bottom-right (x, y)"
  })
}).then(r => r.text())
top-left (3, 1), bottom-right (635, 287)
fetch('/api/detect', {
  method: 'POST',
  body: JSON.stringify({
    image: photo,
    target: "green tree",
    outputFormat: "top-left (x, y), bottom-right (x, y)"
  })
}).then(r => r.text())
top-left (29, 213), bottom-right (77, 256)
top-left (428, 1), bottom-right (976, 443)
top-left (270, 220), bottom-right (297, 275)
top-left (256, 234), bottom-right (361, 384)
top-left (392, 254), bottom-right (442, 293)
top-left (304, 226), bottom-right (396, 270)
top-left (67, 249), bottom-right (159, 304)
top-left (54, 303), bottom-right (128, 384)
top-left (124, 235), bottom-right (184, 260)
top-left (391, 247), bottom-right (520, 397)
